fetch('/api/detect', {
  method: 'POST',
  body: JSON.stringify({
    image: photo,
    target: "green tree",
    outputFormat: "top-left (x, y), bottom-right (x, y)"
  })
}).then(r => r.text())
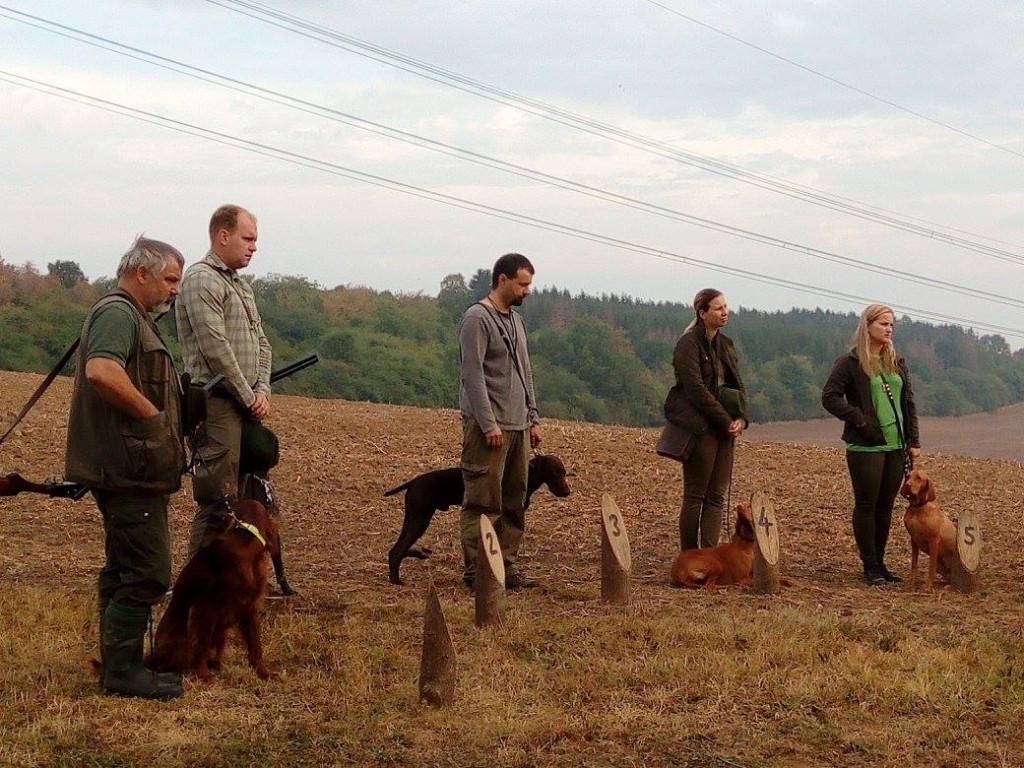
top-left (47, 260), bottom-right (86, 289)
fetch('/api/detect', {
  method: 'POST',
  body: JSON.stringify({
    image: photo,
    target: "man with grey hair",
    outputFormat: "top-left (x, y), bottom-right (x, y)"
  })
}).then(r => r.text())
top-left (65, 235), bottom-right (187, 700)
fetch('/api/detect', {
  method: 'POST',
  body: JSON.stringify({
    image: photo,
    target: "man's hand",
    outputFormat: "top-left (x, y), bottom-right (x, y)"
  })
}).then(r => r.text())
top-left (250, 391), bottom-right (271, 421)
top-left (485, 427), bottom-right (503, 448)
top-left (529, 424), bottom-right (542, 449)
top-left (727, 419), bottom-right (745, 437)
top-left (85, 358), bottom-right (159, 418)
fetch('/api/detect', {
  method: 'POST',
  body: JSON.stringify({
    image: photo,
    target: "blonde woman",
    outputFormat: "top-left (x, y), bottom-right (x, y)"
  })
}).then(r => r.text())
top-left (822, 304), bottom-right (921, 586)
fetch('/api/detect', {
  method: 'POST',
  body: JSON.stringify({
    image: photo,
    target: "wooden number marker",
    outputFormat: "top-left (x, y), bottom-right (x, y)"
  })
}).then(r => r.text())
top-left (750, 490), bottom-right (781, 594)
top-left (474, 515), bottom-right (506, 627)
top-left (600, 493), bottom-right (632, 605)
top-left (951, 509), bottom-right (982, 593)
top-left (418, 579), bottom-right (456, 706)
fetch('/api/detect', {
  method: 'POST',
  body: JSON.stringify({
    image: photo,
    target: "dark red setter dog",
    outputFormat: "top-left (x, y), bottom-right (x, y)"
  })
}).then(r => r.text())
top-left (148, 500), bottom-right (280, 681)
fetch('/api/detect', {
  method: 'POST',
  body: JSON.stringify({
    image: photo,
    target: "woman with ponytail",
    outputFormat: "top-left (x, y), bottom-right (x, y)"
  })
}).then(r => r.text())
top-left (663, 288), bottom-right (748, 550)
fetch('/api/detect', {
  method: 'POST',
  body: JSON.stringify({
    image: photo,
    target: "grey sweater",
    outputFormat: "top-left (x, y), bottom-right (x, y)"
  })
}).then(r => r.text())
top-left (458, 302), bottom-right (539, 432)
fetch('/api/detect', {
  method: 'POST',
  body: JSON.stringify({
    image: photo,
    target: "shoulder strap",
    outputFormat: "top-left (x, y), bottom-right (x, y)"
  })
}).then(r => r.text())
top-left (199, 262), bottom-right (256, 327)
top-left (0, 338), bottom-right (79, 447)
top-left (475, 301), bottom-right (533, 409)
top-left (0, 291), bottom-right (149, 448)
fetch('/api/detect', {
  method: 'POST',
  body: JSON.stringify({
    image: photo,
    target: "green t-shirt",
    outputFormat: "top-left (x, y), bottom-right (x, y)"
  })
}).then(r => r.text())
top-left (846, 371), bottom-right (904, 452)
top-left (85, 301), bottom-right (137, 365)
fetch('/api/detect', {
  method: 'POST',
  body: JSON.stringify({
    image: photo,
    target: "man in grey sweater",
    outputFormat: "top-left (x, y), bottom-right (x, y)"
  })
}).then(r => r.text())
top-left (459, 253), bottom-right (542, 590)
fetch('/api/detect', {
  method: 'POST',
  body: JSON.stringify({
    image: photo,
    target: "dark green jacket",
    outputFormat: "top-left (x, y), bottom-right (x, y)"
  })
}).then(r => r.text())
top-left (664, 326), bottom-right (747, 435)
top-left (821, 349), bottom-right (920, 449)
top-left (65, 291), bottom-right (185, 494)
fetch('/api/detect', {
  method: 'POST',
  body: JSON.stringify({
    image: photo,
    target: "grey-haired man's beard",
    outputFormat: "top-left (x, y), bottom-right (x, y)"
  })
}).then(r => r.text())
top-left (151, 297), bottom-right (175, 316)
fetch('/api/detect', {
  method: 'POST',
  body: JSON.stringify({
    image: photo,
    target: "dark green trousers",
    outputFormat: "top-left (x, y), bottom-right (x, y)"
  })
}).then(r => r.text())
top-left (845, 449), bottom-right (905, 570)
top-left (679, 432), bottom-right (734, 550)
top-left (94, 490), bottom-right (172, 608)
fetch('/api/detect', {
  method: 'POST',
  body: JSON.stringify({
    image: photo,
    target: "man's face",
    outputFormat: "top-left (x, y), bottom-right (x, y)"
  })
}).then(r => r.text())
top-left (141, 260), bottom-right (182, 314)
top-left (500, 268), bottom-right (533, 307)
top-left (216, 213), bottom-right (258, 270)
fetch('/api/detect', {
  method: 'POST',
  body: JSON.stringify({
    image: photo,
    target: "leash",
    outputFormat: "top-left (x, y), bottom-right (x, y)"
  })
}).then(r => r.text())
top-left (186, 430), bottom-right (267, 549)
top-left (880, 376), bottom-right (913, 479)
top-left (722, 435), bottom-right (735, 539)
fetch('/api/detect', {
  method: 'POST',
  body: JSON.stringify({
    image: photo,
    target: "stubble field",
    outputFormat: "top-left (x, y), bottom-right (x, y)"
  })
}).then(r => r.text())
top-left (2, 370), bottom-right (1023, 767)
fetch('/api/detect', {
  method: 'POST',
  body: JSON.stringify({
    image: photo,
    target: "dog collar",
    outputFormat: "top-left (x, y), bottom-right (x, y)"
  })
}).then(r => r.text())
top-left (237, 520), bottom-right (266, 548)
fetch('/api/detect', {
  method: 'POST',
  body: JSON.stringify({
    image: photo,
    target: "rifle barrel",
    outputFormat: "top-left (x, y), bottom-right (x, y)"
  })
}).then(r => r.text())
top-left (269, 354), bottom-right (319, 385)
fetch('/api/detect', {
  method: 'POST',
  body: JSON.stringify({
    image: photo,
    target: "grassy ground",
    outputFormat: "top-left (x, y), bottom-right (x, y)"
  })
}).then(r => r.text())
top-left (2, 371), bottom-right (1024, 767)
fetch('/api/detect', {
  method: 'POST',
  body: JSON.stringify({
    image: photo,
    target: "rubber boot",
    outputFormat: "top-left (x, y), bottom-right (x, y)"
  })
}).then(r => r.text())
top-left (97, 595), bottom-right (109, 689)
top-left (272, 552), bottom-right (297, 597)
top-left (102, 601), bottom-right (183, 700)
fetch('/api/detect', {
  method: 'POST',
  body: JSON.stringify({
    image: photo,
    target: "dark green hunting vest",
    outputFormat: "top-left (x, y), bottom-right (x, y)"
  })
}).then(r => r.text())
top-left (65, 290), bottom-right (184, 494)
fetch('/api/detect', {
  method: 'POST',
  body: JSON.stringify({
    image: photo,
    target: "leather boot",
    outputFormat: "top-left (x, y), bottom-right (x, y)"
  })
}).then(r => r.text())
top-left (102, 601), bottom-right (183, 700)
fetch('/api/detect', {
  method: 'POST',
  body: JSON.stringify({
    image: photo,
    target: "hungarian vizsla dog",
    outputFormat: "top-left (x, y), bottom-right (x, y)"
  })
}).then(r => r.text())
top-left (148, 499), bottom-right (280, 681)
top-left (671, 502), bottom-right (755, 589)
top-left (385, 454), bottom-right (572, 585)
top-left (900, 468), bottom-right (957, 590)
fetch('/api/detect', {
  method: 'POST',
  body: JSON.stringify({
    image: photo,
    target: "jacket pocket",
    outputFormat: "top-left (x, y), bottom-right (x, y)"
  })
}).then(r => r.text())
top-left (122, 411), bottom-right (180, 484)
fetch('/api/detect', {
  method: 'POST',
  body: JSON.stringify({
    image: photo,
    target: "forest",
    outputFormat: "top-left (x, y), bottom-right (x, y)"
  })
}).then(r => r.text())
top-left (2, 257), bottom-right (1022, 426)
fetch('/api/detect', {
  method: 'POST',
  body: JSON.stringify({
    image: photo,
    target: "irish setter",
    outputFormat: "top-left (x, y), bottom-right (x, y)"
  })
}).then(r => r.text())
top-left (671, 502), bottom-right (755, 589)
top-left (148, 499), bottom-right (280, 681)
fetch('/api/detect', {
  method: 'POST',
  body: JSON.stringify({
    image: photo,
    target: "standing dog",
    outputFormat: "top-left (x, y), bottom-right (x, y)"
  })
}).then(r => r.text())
top-left (671, 502), bottom-right (755, 589)
top-left (900, 468), bottom-right (957, 590)
top-left (385, 454), bottom-right (572, 585)
top-left (148, 499), bottom-right (280, 681)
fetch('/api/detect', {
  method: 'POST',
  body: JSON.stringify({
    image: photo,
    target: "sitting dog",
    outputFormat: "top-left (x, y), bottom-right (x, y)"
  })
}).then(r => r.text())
top-left (148, 499), bottom-right (280, 681)
top-left (385, 454), bottom-right (572, 585)
top-left (670, 502), bottom-right (755, 589)
top-left (900, 468), bottom-right (957, 590)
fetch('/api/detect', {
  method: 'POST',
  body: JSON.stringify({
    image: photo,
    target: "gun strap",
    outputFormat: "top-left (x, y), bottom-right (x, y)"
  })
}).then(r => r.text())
top-left (0, 339), bottom-right (79, 447)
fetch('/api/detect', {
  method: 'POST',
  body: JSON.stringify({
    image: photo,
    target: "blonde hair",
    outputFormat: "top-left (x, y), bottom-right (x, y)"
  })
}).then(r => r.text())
top-left (854, 303), bottom-right (897, 376)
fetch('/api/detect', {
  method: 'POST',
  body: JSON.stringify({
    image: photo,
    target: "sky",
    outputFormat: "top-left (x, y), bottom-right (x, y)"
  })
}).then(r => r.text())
top-left (2, 1), bottom-right (1023, 343)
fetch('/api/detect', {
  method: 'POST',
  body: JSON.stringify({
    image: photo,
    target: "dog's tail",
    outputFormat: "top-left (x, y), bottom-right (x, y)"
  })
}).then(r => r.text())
top-left (383, 480), bottom-right (414, 497)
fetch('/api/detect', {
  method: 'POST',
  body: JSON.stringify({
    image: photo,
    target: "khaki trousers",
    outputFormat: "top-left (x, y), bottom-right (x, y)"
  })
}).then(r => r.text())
top-left (459, 420), bottom-right (529, 581)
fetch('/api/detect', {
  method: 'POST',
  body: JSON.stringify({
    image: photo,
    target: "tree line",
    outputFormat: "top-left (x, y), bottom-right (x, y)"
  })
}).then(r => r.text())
top-left (2, 257), bottom-right (1023, 426)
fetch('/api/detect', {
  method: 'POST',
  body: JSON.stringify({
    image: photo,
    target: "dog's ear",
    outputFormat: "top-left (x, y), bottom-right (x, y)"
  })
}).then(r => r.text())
top-left (924, 477), bottom-right (936, 503)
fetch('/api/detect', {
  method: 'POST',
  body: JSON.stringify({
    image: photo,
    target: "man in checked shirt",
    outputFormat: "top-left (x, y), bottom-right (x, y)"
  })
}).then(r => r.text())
top-left (176, 204), bottom-right (272, 557)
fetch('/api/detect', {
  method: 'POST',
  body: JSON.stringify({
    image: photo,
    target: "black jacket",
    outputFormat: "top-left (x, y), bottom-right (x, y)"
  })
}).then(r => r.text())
top-left (821, 349), bottom-right (920, 448)
top-left (664, 326), bottom-right (747, 435)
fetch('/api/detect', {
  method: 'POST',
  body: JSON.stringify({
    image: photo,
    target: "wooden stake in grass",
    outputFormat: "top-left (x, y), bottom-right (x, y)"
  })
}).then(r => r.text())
top-left (418, 578), bottom-right (456, 706)
top-left (474, 515), bottom-right (506, 628)
top-left (600, 493), bottom-right (632, 605)
top-left (951, 509), bottom-right (982, 594)
top-left (750, 490), bottom-right (781, 594)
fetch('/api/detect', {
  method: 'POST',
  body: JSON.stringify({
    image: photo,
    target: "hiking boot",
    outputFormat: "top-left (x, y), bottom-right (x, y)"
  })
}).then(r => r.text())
top-left (103, 601), bottom-right (183, 701)
top-left (879, 564), bottom-right (902, 583)
top-left (505, 573), bottom-right (540, 590)
top-left (462, 573), bottom-right (475, 592)
top-left (863, 567), bottom-right (886, 586)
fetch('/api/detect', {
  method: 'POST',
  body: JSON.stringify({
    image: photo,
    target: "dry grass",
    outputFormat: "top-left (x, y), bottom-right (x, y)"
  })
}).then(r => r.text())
top-left (2, 370), bottom-right (1024, 767)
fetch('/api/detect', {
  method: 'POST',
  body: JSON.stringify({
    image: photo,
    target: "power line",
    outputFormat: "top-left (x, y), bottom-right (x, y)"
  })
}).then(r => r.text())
top-left (642, 0), bottom-right (1024, 162)
top-left (3, 6), bottom-right (1022, 311)
top-left (197, 0), bottom-right (1024, 264)
top-left (2, 69), bottom-right (1022, 342)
